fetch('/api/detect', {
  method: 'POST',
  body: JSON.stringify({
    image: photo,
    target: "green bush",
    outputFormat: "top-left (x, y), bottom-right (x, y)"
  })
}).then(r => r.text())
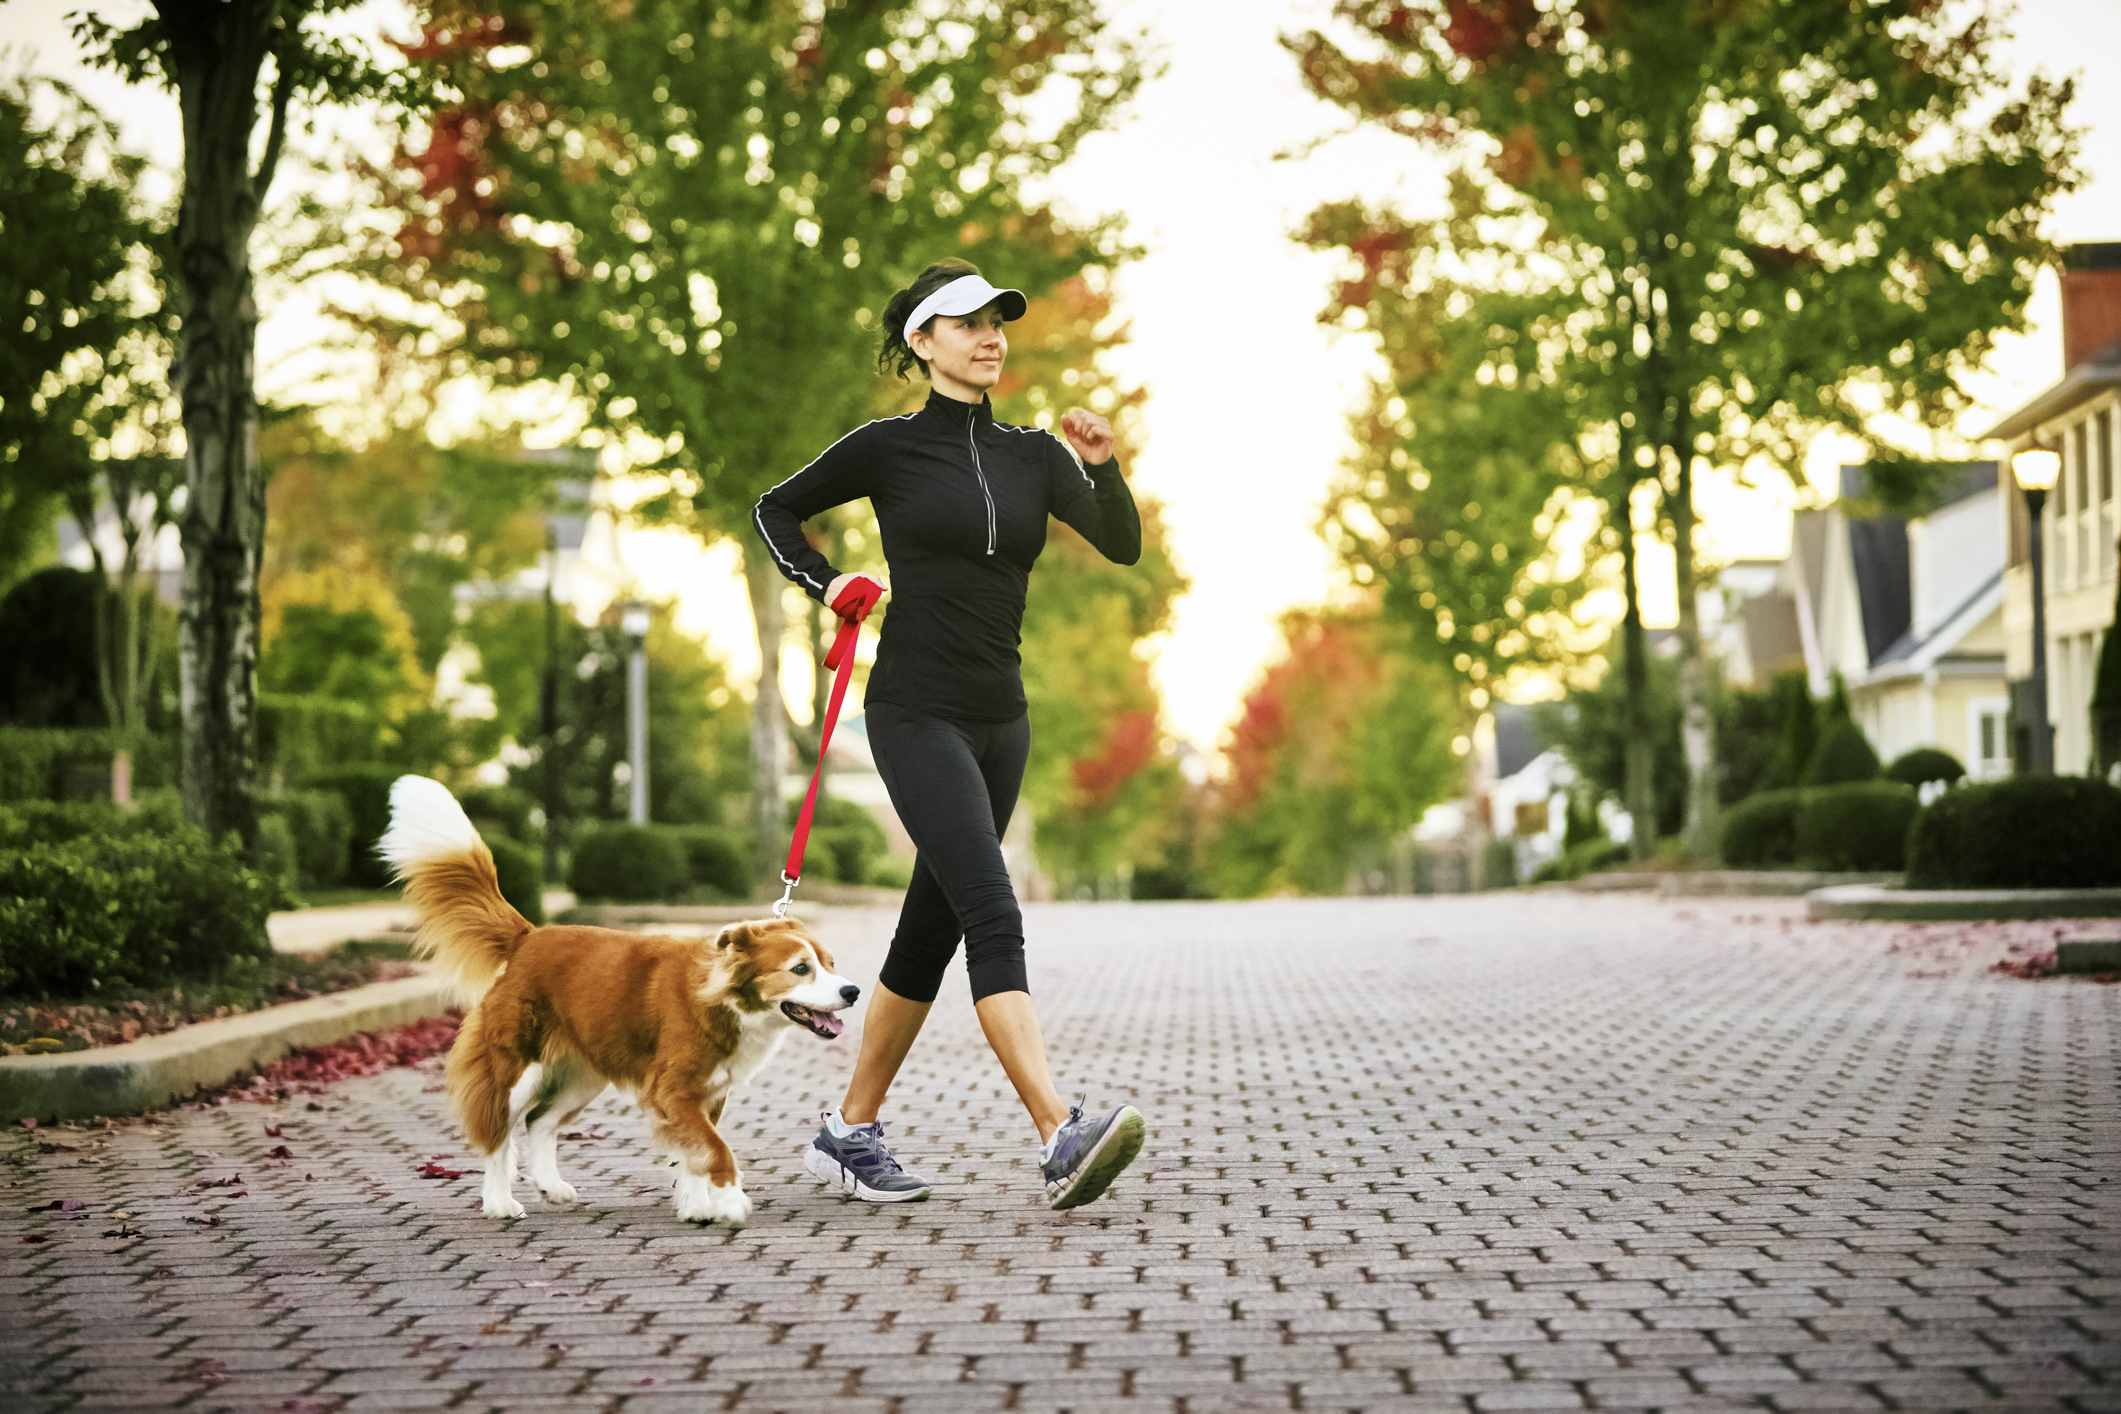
top-left (0, 727), bottom-right (176, 803)
top-left (1529, 838), bottom-right (1631, 883)
top-left (262, 789), bottom-right (354, 891)
top-left (304, 763), bottom-right (406, 887)
top-left (482, 832), bottom-right (546, 926)
top-left (1719, 789), bottom-right (1805, 867)
top-left (864, 852), bottom-right (916, 892)
top-left (787, 797), bottom-right (888, 885)
top-left (666, 825), bottom-right (751, 898)
top-left (1801, 717), bottom-right (1881, 786)
top-left (459, 784), bottom-right (540, 844)
top-left (1794, 781), bottom-right (1918, 871)
top-left (1883, 746), bottom-right (1965, 789)
top-left (0, 794), bottom-right (185, 848)
top-left (254, 812), bottom-right (299, 892)
top-left (1479, 837), bottom-right (1519, 889)
top-left (567, 823), bottom-right (688, 902)
top-left (0, 828), bottom-right (280, 999)
top-left (257, 693), bottom-right (380, 788)
top-left (1907, 776), bottom-right (2121, 889)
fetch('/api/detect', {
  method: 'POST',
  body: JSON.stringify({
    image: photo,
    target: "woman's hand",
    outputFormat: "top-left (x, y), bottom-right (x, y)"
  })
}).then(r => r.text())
top-left (826, 572), bottom-right (888, 618)
top-left (1061, 408), bottom-right (1114, 465)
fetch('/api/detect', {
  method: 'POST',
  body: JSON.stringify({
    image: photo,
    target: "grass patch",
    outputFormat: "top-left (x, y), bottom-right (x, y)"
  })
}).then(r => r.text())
top-left (0, 944), bottom-right (418, 1054)
top-left (285, 887), bottom-right (404, 909)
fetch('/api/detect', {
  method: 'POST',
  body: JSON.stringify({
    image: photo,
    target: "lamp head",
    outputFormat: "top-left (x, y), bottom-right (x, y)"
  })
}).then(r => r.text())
top-left (2011, 448), bottom-right (2060, 492)
top-left (620, 601), bottom-right (651, 638)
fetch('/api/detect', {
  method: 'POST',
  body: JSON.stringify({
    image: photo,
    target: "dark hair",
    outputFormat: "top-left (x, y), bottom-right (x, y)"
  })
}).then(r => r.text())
top-left (879, 257), bottom-right (983, 381)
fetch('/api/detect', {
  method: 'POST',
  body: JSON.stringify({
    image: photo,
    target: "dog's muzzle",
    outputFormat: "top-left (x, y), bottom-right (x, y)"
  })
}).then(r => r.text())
top-left (781, 1002), bottom-right (846, 1039)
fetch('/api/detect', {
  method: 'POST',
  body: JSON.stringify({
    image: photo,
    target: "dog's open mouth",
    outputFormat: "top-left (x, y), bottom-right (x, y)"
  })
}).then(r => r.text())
top-left (781, 1002), bottom-right (846, 1039)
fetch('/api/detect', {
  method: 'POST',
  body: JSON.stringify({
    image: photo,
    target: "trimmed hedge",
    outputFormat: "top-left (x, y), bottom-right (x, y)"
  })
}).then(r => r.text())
top-left (567, 823), bottom-right (688, 902)
top-left (787, 797), bottom-right (888, 886)
top-left (667, 825), bottom-right (751, 898)
top-left (0, 827), bottom-right (280, 999)
top-left (1801, 718), bottom-right (1881, 786)
top-left (0, 727), bottom-right (176, 803)
top-left (304, 763), bottom-right (406, 888)
top-left (482, 832), bottom-right (546, 926)
top-left (1720, 789), bottom-right (1804, 867)
top-left (1907, 776), bottom-right (2121, 889)
top-left (257, 693), bottom-right (380, 788)
top-left (262, 789), bottom-right (354, 892)
top-left (1793, 781), bottom-right (1919, 872)
top-left (459, 784), bottom-right (540, 844)
top-left (1529, 838), bottom-right (1631, 884)
top-left (1884, 747), bottom-right (1966, 789)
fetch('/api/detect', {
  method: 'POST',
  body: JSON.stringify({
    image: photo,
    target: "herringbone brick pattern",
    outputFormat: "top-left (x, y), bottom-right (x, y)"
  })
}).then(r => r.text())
top-left (3, 895), bottom-right (2115, 1412)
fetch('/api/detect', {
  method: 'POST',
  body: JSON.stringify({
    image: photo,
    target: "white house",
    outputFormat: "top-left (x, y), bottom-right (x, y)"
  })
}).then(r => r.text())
top-left (1981, 242), bottom-right (2121, 776)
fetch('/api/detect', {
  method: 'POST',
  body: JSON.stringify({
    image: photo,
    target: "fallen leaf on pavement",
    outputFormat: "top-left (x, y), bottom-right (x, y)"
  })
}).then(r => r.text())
top-left (266, 1145), bottom-right (295, 1159)
top-left (263, 1123), bottom-right (284, 1137)
top-left (20, 1234), bottom-right (47, 1244)
top-left (29, 1199), bottom-right (86, 1212)
top-left (417, 1161), bottom-right (465, 1179)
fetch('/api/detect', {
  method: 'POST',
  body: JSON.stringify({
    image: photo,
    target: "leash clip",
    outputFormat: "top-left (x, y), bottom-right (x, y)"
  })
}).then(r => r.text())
top-left (771, 870), bottom-right (798, 919)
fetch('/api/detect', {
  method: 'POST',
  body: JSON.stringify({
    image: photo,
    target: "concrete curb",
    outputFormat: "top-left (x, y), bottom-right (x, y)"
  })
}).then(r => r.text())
top-left (1572, 870), bottom-right (1894, 897)
top-left (0, 974), bottom-right (455, 1124)
top-left (1807, 884), bottom-right (2121, 922)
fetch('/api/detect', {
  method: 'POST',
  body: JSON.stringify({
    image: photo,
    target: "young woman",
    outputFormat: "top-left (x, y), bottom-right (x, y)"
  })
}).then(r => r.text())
top-left (753, 257), bottom-right (1146, 1210)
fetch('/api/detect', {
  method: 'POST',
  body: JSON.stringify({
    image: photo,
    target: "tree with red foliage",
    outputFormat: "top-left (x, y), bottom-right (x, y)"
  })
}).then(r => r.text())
top-left (363, 0), bottom-right (1147, 884)
top-left (1289, 0), bottom-right (2082, 857)
top-left (1211, 606), bottom-right (1458, 897)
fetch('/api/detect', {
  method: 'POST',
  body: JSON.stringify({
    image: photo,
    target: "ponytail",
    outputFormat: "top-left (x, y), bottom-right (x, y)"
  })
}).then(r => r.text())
top-left (879, 257), bottom-right (983, 380)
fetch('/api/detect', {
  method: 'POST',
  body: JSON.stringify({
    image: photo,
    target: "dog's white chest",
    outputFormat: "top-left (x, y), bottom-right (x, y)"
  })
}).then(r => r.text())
top-left (720, 1016), bottom-right (789, 1091)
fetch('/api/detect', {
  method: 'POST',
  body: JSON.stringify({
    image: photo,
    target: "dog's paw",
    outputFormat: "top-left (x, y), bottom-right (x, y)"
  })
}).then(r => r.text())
top-left (674, 1172), bottom-right (749, 1227)
top-left (483, 1194), bottom-right (527, 1219)
top-left (535, 1178), bottom-right (580, 1205)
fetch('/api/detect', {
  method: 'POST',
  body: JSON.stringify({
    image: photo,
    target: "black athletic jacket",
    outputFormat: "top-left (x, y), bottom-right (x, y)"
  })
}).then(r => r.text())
top-left (753, 388), bottom-right (1142, 722)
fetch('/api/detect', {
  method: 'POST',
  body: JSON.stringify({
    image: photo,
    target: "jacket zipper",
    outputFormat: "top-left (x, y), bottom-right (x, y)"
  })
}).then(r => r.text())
top-left (965, 405), bottom-right (996, 555)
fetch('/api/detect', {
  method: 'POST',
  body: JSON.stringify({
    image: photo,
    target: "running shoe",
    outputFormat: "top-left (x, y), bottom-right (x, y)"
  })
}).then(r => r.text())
top-left (1041, 1098), bottom-right (1145, 1210)
top-left (802, 1116), bottom-right (932, 1202)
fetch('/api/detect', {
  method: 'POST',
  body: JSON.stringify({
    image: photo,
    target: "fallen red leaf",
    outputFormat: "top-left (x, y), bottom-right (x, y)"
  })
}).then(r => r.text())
top-left (20, 1234), bottom-right (47, 1244)
top-left (263, 1124), bottom-right (284, 1138)
top-left (199, 1013), bottom-right (462, 1104)
top-left (266, 1145), bottom-right (295, 1159)
top-left (417, 1161), bottom-right (465, 1179)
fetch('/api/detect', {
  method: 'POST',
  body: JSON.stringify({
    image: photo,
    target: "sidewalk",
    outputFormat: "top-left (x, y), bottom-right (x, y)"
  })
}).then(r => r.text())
top-left (266, 892), bottom-right (577, 954)
top-left (7, 894), bottom-right (2115, 1412)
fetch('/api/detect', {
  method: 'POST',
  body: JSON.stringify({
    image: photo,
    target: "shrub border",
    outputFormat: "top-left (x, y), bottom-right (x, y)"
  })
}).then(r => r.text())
top-left (1807, 884), bottom-right (2121, 922)
top-left (0, 974), bottom-right (452, 1122)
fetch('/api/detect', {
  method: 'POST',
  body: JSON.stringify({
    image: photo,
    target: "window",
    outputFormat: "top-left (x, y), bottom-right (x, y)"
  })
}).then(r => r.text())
top-left (1969, 697), bottom-right (2010, 779)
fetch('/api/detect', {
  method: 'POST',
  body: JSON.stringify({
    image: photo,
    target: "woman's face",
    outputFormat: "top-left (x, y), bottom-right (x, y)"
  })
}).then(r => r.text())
top-left (912, 302), bottom-right (1008, 400)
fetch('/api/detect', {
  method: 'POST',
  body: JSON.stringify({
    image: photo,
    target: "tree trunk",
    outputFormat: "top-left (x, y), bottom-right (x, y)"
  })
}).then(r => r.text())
top-left (1666, 440), bottom-right (1718, 860)
top-left (1613, 472), bottom-right (1655, 861)
top-left (742, 543), bottom-right (790, 891)
top-left (163, 2), bottom-right (286, 847)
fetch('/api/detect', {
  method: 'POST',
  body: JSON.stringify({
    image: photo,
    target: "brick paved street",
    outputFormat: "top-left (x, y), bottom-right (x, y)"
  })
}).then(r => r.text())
top-left (4, 893), bottom-right (2117, 1413)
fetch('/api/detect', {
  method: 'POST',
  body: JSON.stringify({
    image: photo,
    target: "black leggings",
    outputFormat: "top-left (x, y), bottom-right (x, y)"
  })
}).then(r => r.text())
top-left (865, 702), bottom-right (1031, 1003)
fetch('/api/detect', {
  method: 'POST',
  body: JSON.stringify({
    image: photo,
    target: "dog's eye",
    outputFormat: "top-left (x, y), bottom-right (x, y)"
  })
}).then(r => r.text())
top-left (791, 963), bottom-right (810, 975)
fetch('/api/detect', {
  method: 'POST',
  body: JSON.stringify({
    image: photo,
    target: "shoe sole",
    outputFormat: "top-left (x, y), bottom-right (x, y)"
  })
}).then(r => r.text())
top-left (802, 1142), bottom-right (931, 1203)
top-left (1049, 1106), bottom-right (1145, 1211)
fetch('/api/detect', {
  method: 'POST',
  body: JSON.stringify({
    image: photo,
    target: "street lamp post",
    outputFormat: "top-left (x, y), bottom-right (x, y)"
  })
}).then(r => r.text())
top-left (621, 601), bottom-right (652, 824)
top-left (2012, 448), bottom-right (2060, 774)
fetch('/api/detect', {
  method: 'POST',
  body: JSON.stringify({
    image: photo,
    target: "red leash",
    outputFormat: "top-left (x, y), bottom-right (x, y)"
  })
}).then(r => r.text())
top-left (774, 576), bottom-right (884, 918)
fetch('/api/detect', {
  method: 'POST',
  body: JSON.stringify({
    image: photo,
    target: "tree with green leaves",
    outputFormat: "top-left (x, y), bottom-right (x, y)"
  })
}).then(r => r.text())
top-left (74, 1), bottom-right (428, 843)
top-left (1291, 0), bottom-right (2083, 857)
top-left (366, 0), bottom-right (1145, 882)
top-left (0, 76), bottom-right (183, 735)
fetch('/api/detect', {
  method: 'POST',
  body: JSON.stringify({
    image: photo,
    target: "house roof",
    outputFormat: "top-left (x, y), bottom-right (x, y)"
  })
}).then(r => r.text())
top-left (1861, 569), bottom-right (2005, 682)
top-left (1491, 702), bottom-right (1544, 781)
top-left (1980, 335), bottom-right (2121, 441)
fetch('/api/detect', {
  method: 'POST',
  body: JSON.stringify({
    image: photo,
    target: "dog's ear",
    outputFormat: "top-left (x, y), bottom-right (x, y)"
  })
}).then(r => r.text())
top-left (715, 922), bottom-right (755, 951)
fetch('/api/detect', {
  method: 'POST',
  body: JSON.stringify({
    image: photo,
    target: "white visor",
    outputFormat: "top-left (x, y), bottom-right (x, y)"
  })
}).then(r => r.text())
top-left (903, 274), bottom-right (1027, 344)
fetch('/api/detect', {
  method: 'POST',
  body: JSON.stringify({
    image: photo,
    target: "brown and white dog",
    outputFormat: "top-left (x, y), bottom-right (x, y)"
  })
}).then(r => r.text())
top-left (378, 776), bottom-right (858, 1227)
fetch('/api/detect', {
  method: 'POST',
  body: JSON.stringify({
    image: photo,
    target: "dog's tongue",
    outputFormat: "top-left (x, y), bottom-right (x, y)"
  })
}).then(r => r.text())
top-left (814, 1011), bottom-right (845, 1038)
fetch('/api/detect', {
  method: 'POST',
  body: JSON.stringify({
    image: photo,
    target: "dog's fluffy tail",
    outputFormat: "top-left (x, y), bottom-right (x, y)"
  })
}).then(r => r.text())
top-left (378, 775), bottom-right (530, 1000)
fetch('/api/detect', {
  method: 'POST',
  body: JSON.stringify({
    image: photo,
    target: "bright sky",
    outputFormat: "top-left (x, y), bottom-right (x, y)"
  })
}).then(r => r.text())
top-left (8, 0), bottom-right (2120, 751)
